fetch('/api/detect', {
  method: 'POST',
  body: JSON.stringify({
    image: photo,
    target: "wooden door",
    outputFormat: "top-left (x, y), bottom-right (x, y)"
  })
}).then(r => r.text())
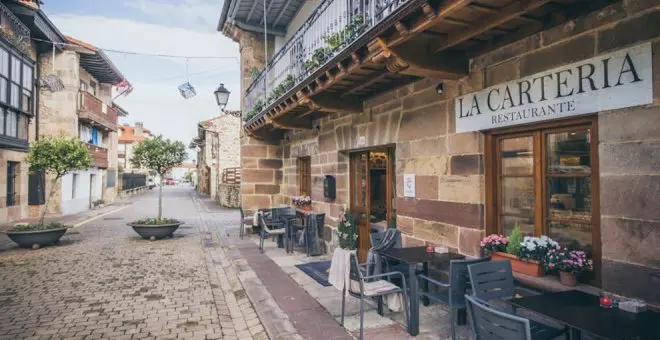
top-left (350, 151), bottom-right (371, 262)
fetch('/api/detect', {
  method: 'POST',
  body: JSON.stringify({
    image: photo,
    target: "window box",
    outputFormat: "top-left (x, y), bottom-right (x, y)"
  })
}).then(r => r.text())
top-left (491, 251), bottom-right (545, 277)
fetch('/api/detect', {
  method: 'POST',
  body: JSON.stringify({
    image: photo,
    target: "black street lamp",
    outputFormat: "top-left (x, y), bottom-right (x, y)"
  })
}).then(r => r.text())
top-left (214, 83), bottom-right (230, 111)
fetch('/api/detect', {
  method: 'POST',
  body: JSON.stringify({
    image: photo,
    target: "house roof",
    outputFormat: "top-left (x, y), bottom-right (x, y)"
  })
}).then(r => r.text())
top-left (66, 35), bottom-right (125, 84)
top-left (113, 102), bottom-right (129, 117)
top-left (5, 0), bottom-right (66, 46)
top-left (217, 0), bottom-right (305, 36)
top-left (118, 124), bottom-right (152, 144)
top-left (175, 163), bottom-right (197, 169)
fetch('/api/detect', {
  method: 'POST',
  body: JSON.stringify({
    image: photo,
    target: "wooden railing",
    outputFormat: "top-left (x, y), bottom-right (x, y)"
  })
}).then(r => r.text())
top-left (87, 144), bottom-right (108, 169)
top-left (222, 167), bottom-right (241, 184)
top-left (78, 91), bottom-right (119, 131)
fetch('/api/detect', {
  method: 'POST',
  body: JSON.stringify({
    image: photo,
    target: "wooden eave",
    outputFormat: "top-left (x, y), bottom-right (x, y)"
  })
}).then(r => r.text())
top-left (245, 0), bottom-right (617, 139)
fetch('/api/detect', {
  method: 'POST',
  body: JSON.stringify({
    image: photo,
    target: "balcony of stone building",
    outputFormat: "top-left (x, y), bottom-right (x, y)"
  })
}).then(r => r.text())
top-left (78, 90), bottom-right (119, 132)
top-left (241, 0), bottom-right (615, 140)
top-left (87, 143), bottom-right (109, 169)
top-left (0, 2), bottom-right (31, 56)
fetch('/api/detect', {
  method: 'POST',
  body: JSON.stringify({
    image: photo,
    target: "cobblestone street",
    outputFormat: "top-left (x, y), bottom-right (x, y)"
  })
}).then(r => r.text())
top-left (0, 187), bottom-right (265, 340)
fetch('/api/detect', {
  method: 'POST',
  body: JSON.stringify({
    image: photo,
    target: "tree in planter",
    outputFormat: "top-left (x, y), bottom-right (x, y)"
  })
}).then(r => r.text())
top-left (24, 135), bottom-right (92, 228)
top-left (130, 135), bottom-right (186, 222)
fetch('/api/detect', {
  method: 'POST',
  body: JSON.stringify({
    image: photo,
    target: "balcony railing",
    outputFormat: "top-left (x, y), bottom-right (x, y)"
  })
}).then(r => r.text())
top-left (78, 91), bottom-right (119, 131)
top-left (244, 0), bottom-right (407, 123)
top-left (0, 2), bottom-right (31, 55)
top-left (87, 144), bottom-right (109, 169)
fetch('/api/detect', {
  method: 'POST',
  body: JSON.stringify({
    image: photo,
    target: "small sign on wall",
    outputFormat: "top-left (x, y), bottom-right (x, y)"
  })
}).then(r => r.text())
top-left (357, 136), bottom-right (366, 147)
top-left (404, 174), bottom-right (415, 198)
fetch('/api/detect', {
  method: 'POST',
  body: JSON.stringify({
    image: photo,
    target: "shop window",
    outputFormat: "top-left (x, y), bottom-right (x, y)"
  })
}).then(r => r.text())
top-left (487, 118), bottom-right (599, 280)
top-left (6, 161), bottom-right (18, 206)
top-left (297, 157), bottom-right (311, 196)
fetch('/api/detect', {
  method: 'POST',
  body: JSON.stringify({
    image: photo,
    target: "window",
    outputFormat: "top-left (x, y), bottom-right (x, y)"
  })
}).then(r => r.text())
top-left (297, 157), bottom-right (311, 196)
top-left (487, 118), bottom-right (599, 278)
top-left (28, 168), bottom-right (45, 205)
top-left (89, 80), bottom-right (97, 96)
top-left (80, 81), bottom-right (87, 92)
top-left (6, 161), bottom-right (18, 206)
top-left (0, 42), bottom-right (34, 144)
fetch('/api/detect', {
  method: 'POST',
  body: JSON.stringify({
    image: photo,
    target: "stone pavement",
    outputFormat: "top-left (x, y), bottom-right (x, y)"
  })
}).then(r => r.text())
top-left (0, 187), bottom-right (266, 340)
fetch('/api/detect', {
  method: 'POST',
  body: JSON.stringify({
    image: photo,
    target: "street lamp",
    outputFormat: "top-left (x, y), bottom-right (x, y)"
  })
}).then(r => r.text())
top-left (214, 83), bottom-right (230, 111)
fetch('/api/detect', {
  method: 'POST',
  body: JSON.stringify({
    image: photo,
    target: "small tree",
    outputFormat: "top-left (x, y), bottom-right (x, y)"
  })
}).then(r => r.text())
top-left (25, 136), bottom-right (92, 225)
top-left (130, 135), bottom-right (186, 220)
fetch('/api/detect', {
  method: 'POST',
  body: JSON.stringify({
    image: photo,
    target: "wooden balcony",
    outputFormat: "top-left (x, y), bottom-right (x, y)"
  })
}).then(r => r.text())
top-left (243, 0), bottom-right (614, 140)
top-left (78, 91), bottom-right (118, 131)
top-left (87, 144), bottom-right (109, 169)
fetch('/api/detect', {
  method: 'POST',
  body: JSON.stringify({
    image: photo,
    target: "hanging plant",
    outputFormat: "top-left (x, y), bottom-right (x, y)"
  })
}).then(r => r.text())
top-left (178, 82), bottom-right (197, 99)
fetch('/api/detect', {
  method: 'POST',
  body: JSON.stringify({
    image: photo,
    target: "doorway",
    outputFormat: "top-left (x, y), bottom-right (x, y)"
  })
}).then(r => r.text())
top-left (89, 174), bottom-right (96, 208)
top-left (349, 147), bottom-right (395, 261)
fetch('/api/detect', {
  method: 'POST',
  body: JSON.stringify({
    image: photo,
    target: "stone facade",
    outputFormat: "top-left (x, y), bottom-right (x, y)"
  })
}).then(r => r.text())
top-left (195, 115), bottom-right (240, 201)
top-left (235, 0), bottom-right (660, 303)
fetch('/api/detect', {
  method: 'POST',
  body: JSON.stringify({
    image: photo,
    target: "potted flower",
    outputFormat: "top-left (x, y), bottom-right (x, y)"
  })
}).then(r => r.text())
top-left (128, 135), bottom-right (187, 240)
top-left (542, 247), bottom-right (593, 286)
top-left (482, 226), bottom-right (559, 277)
top-left (292, 195), bottom-right (312, 211)
top-left (4, 136), bottom-right (92, 249)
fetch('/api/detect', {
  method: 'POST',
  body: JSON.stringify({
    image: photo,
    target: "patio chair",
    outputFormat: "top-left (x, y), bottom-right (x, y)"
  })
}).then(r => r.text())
top-left (416, 257), bottom-right (490, 340)
top-left (291, 213), bottom-right (326, 255)
top-left (465, 295), bottom-right (567, 340)
top-left (258, 212), bottom-right (287, 253)
top-left (238, 206), bottom-right (252, 240)
top-left (341, 252), bottom-right (409, 340)
top-left (467, 260), bottom-right (541, 311)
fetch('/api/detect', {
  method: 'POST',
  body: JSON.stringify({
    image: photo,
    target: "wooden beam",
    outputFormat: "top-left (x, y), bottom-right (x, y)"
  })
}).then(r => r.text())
top-left (260, 0), bottom-right (276, 24)
top-left (434, 0), bottom-right (552, 54)
top-left (309, 93), bottom-right (362, 114)
top-left (270, 117), bottom-right (313, 130)
top-left (246, 0), bottom-right (259, 23)
top-left (469, 2), bottom-right (541, 24)
top-left (273, 0), bottom-right (294, 27)
top-left (341, 72), bottom-right (389, 97)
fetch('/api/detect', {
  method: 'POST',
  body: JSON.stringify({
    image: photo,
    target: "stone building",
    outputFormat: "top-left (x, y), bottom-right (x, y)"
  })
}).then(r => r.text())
top-left (0, 0), bottom-right (66, 223)
top-left (191, 113), bottom-right (240, 203)
top-left (37, 35), bottom-right (128, 215)
top-left (219, 0), bottom-right (660, 304)
top-left (118, 122), bottom-right (153, 173)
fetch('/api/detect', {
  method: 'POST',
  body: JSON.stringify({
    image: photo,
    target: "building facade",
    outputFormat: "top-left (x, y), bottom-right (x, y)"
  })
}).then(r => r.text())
top-left (0, 0), bottom-right (66, 224)
top-left (118, 122), bottom-right (153, 173)
top-left (220, 0), bottom-right (660, 304)
top-left (191, 114), bottom-right (240, 200)
top-left (38, 35), bottom-right (127, 215)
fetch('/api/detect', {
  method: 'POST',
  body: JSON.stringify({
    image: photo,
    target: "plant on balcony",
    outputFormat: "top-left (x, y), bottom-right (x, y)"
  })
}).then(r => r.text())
top-left (245, 99), bottom-right (265, 121)
top-left (128, 135), bottom-right (187, 240)
top-left (6, 136), bottom-right (92, 249)
top-left (0, 26), bottom-right (31, 55)
top-left (250, 67), bottom-right (262, 82)
top-left (267, 74), bottom-right (295, 104)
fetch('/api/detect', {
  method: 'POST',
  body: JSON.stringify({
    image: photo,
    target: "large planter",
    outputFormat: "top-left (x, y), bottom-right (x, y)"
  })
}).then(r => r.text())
top-left (559, 271), bottom-right (578, 286)
top-left (491, 252), bottom-right (545, 277)
top-left (5, 228), bottom-right (68, 248)
top-left (128, 222), bottom-right (181, 240)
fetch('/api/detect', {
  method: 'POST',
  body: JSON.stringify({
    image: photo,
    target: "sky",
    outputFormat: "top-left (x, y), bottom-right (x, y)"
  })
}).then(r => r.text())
top-left (42, 0), bottom-right (240, 160)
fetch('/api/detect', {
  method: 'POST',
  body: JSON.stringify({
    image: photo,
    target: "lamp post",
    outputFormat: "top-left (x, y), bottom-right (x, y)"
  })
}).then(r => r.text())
top-left (214, 83), bottom-right (230, 112)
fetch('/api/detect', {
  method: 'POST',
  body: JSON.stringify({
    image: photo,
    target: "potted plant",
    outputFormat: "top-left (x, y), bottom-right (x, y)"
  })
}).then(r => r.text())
top-left (128, 135), bottom-right (187, 240)
top-left (483, 226), bottom-right (558, 277)
top-left (292, 195), bottom-right (312, 211)
top-left (337, 210), bottom-right (357, 250)
top-left (5, 136), bottom-right (92, 249)
top-left (542, 247), bottom-right (593, 286)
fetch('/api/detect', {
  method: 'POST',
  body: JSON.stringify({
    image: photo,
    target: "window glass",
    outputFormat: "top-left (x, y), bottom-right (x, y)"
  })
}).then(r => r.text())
top-left (0, 78), bottom-right (7, 103)
top-left (0, 109), bottom-right (4, 134)
top-left (17, 114), bottom-right (27, 139)
top-left (21, 89), bottom-right (31, 112)
top-left (22, 64), bottom-right (32, 90)
top-left (10, 83), bottom-right (19, 108)
top-left (501, 137), bottom-right (533, 176)
top-left (547, 130), bottom-right (591, 174)
top-left (0, 49), bottom-right (8, 76)
top-left (6, 110), bottom-right (17, 137)
top-left (11, 58), bottom-right (20, 82)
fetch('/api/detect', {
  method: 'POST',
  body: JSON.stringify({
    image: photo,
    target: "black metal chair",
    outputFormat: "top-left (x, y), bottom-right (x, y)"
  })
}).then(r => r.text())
top-left (341, 252), bottom-right (409, 340)
top-left (417, 257), bottom-right (490, 340)
top-left (291, 213), bottom-right (326, 255)
top-left (465, 294), bottom-right (567, 340)
top-left (258, 212), bottom-right (287, 253)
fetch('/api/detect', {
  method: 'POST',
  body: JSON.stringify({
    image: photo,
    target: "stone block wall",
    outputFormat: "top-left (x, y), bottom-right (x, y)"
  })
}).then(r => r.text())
top-left (240, 136), bottom-right (282, 212)
top-left (217, 184), bottom-right (240, 208)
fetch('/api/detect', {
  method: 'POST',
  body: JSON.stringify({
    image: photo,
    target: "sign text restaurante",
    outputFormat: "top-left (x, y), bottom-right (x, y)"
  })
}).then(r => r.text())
top-left (455, 42), bottom-right (653, 133)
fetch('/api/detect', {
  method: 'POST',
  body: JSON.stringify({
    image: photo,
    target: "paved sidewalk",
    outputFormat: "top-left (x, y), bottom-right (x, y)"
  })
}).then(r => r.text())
top-left (0, 187), bottom-right (266, 340)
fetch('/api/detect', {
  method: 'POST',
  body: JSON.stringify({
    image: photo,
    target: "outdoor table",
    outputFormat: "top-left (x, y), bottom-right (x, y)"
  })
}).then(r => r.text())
top-left (508, 290), bottom-right (660, 340)
top-left (377, 246), bottom-right (464, 336)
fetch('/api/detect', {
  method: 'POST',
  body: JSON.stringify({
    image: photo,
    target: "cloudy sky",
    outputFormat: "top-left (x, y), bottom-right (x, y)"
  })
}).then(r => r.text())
top-left (43, 0), bottom-right (240, 159)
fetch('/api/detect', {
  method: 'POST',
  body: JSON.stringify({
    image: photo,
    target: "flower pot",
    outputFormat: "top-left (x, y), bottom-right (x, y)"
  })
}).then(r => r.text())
top-left (302, 205), bottom-right (312, 212)
top-left (559, 271), bottom-right (578, 286)
top-left (5, 227), bottom-right (68, 248)
top-left (491, 252), bottom-right (545, 277)
top-left (128, 222), bottom-right (182, 240)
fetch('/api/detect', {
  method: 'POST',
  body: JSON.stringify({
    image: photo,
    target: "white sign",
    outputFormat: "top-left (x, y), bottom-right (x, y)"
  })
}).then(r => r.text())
top-left (455, 43), bottom-right (653, 133)
top-left (403, 174), bottom-right (415, 198)
top-left (357, 136), bottom-right (366, 147)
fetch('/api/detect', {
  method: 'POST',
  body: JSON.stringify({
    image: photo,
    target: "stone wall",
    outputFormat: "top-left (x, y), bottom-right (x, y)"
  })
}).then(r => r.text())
top-left (217, 184), bottom-right (240, 208)
top-left (239, 0), bottom-right (660, 303)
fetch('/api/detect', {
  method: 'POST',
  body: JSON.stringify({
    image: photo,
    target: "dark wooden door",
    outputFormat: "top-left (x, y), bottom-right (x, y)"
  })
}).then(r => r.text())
top-left (350, 151), bottom-right (371, 262)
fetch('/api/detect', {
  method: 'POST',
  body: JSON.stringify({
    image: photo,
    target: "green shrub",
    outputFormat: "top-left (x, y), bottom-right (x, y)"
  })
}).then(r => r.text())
top-left (9, 222), bottom-right (67, 232)
top-left (506, 224), bottom-right (523, 255)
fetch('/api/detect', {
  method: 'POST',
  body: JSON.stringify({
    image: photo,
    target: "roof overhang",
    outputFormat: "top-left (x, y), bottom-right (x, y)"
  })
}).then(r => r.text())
top-left (6, 2), bottom-right (66, 45)
top-left (66, 36), bottom-right (125, 84)
top-left (218, 0), bottom-right (304, 36)
top-left (113, 102), bottom-right (129, 117)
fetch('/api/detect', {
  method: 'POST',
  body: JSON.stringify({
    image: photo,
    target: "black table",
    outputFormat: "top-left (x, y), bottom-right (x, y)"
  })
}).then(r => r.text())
top-left (509, 290), bottom-right (660, 340)
top-left (378, 247), bottom-right (464, 336)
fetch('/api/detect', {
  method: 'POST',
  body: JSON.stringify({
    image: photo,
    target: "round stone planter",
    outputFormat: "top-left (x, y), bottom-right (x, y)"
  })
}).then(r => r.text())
top-left (5, 227), bottom-right (68, 249)
top-left (128, 222), bottom-right (181, 240)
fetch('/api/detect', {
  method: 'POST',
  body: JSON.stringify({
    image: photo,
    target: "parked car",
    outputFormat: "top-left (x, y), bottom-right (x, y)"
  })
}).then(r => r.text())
top-left (165, 177), bottom-right (176, 185)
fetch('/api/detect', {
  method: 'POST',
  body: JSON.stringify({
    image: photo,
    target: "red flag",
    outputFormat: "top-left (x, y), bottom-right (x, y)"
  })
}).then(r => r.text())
top-left (116, 79), bottom-right (133, 97)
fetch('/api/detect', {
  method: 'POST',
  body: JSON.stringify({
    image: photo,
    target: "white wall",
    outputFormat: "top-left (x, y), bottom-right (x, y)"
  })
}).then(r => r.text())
top-left (284, 0), bottom-right (322, 42)
top-left (60, 169), bottom-right (104, 215)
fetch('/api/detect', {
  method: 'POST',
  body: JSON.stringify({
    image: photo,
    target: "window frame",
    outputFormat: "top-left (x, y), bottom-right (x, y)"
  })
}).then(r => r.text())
top-left (0, 39), bottom-right (34, 149)
top-left (297, 156), bottom-right (311, 196)
top-left (6, 161), bottom-right (18, 206)
top-left (485, 116), bottom-right (600, 285)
